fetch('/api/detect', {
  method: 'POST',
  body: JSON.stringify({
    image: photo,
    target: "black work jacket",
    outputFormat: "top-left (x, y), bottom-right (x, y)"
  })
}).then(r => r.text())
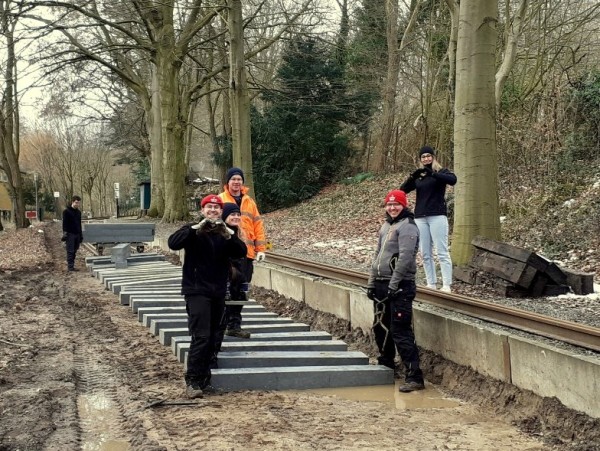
top-left (168, 223), bottom-right (247, 298)
top-left (62, 206), bottom-right (82, 235)
top-left (400, 168), bottom-right (457, 217)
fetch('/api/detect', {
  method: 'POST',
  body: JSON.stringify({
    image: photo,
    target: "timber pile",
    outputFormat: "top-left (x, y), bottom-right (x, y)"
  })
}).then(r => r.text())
top-left (454, 236), bottom-right (595, 298)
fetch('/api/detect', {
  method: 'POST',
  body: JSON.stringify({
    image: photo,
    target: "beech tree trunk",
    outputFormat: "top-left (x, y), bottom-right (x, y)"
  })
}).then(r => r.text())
top-left (228, 0), bottom-right (254, 195)
top-left (451, 0), bottom-right (501, 265)
top-left (147, 66), bottom-right (165, 218)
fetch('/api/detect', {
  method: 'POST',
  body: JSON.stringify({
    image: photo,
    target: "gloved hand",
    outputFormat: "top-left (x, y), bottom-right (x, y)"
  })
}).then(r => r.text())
top-left (366, 288), bottom-right (376, 301)
top-left (411, 168), bottom-right (426, 179)
top-left (422, 166), bottom-right (434, 176)
top-left (191, 218), bottom-right (213, 230)
top-left (213, 219), bottom-right (233, 239)
top-left (61, 232), bottom-right (68, 242)
top-left (387, 288), bottom-right (400, 300)
top-left (256, 252), bottom-right (266, 262)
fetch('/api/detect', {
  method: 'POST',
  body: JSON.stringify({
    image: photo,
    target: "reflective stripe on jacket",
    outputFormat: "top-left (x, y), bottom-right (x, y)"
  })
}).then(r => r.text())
top-left (219, 186), bottom-right (267, 259)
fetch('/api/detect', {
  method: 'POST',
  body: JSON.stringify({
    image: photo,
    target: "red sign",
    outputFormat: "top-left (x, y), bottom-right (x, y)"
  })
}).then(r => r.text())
top-left (25, 210), bottom-right (37, 219)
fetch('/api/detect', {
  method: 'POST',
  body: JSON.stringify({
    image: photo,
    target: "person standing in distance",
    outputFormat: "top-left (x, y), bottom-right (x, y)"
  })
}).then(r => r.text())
top-left (62, 195), bottom-right (83, 272)
top-left (219, 167), bottom-right (267, 338)
top-left (400, 146), bottom-right (457, 292)
top-left (168, 194), bottom-right (247, 398)
top-left (366, 189), bottom-right (425, 393)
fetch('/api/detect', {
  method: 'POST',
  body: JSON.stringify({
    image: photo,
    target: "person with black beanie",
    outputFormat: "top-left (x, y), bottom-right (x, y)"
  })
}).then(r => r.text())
top-left (221, 202), bottom-right (251, 339)
top-left (400, 146), bottom-right (457, 292)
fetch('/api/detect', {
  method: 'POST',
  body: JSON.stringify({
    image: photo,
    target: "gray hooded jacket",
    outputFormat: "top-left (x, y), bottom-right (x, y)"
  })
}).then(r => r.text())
top-left (367, 209), bottom-right (419, 291)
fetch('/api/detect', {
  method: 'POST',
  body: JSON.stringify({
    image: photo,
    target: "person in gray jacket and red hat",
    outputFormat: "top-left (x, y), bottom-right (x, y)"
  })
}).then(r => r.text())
top-left (366, 189), bottom-right (425, 393)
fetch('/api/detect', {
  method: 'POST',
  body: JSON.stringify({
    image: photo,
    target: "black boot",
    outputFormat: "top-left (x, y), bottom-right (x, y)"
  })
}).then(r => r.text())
top-left (399, 365), bottom-right (425, 392)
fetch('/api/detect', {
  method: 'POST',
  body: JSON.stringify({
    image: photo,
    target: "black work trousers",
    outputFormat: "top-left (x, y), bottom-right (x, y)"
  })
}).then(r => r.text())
top-left (185, 294), bottom-right (225, 387)
top-left (225, 258), bottom-right (254, 329)
top-left (65, 233), bottom-right (81, 270)
top-left (372, 279), bottom-right (423, 383)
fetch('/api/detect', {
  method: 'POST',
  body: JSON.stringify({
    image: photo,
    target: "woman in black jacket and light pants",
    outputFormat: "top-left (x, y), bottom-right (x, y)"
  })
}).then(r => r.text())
top-left (400, 146), bottom-right (457, 292)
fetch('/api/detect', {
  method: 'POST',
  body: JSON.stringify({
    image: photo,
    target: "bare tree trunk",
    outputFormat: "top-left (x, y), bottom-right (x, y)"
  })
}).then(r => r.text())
top-left (451, 0), bottom-right (501, 265)
top-left (158, 52), bottom-right (188, 222)
top-left (373, 0), bottom-right (422, 172)
top-left (445, 0), bottom-right (459, 98)
top-left (495, 0), bottom-right (529, 112)
top-left (0, 7), bottom-right (28, 228)
top-left (228, 0), bottom-right (254, 195)
top-left (372, 0), bottom-right (399, 172)
top-left (147, 66), bottom-right (165, 218)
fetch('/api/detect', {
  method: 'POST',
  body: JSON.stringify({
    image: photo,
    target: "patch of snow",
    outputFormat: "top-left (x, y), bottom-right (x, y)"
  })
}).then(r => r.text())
top-left (554, 283), bottom-right (599, 300)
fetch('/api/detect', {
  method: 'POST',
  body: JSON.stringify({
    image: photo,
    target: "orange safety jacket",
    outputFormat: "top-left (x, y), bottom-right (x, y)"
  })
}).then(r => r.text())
top-left (219, 186), bottom-right (267, 260)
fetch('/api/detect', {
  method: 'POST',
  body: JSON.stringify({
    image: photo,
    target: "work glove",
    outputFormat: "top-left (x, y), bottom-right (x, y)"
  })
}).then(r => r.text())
top-left (213, 219), bottom-right (234, 239)
top-left (387, 288), bottom-right (400, 300)
top-left (256, 252), bottom-right (266, 262)
top-left (366, 288), bottom-right (376, 301)
top-left (411, 168), bottom-right (427, 179)
top-left (61, 232), bottom-right (68, 242)
top-left (191, 217), bottom-right (213, 231)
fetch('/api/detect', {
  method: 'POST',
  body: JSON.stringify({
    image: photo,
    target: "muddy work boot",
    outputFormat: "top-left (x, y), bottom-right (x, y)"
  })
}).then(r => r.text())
top-left (225, 328), bottom-right (251, 339)
top-left (398, 380), bottom-right (425, 393)
top-left (200, 384), bottom-right (221, 394)
top-left (185, 382), bottom-right (204, 399)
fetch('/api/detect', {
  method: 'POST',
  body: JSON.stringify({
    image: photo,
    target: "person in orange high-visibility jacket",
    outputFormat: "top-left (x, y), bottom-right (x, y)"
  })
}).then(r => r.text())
top-left (219, 167), bottom-right (267, 336)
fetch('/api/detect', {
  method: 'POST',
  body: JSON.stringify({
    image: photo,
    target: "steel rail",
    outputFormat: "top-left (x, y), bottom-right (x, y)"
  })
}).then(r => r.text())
top-left (266, 251), bottom-right (600, 352)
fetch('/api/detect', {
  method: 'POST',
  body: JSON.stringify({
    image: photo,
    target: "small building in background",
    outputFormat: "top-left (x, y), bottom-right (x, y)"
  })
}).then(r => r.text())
top-left (139, 181), bottom-right (151, 212)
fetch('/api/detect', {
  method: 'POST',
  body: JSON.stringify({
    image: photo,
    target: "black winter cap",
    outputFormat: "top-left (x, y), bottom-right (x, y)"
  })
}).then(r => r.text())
top-left (419, 146), bottom-right (435, 157)
top-left (226, 167), bottom-right (244, 182)
top-left (222, 203), bottom-right (241, 222)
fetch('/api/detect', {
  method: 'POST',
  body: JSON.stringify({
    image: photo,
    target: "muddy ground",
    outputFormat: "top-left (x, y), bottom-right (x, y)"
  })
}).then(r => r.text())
top-left (0, 223), bottom-right (598, 450)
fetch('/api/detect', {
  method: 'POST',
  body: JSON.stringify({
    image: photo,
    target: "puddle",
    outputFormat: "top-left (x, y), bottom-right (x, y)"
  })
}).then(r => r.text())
top-left (292, 383), bottom-right (461, 410)
top-left (77, 392), bottom-right (131, 451)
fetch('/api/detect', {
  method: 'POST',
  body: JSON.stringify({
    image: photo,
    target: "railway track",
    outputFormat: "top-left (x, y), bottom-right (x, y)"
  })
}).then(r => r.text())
top-left (266, 252), bottom-right (600, 353)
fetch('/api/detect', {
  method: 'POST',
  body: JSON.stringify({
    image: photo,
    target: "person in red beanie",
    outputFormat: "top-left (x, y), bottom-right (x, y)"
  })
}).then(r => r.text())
top-left (168, 194), bottom-right (247, 398)
top-left (366, 189), bottom-right (425, 392)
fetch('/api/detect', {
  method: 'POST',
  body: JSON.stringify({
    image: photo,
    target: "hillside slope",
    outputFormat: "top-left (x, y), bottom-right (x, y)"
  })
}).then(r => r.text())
top-left (262, 172), bottom-right (600, 281)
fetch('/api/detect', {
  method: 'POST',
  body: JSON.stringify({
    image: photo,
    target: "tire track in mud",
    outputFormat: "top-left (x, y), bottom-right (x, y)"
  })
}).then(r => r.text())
top-left (43, 222), bottom-right (169, 450)
top-left (73, 350), bottom-right (139, 450)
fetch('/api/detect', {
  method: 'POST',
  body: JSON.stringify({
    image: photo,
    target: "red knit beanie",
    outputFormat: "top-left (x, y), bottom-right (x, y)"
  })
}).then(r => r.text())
top-left (384, 190), bottom-right (407, 207)
top-left (200, 194), bottom-right (223, 208)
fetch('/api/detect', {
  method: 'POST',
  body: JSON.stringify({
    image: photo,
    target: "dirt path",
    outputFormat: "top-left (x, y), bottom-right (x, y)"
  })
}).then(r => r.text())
top-left (0, 223), bottom-right (572, 450)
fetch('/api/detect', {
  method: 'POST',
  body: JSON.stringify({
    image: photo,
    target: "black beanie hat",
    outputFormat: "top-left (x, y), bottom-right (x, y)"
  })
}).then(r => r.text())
top-left (419, 146), bottom-right (435, 157)
top-left (226, 167), bottom-right (244, 183)
top-left (222, 203), bottom-right (241, 222)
